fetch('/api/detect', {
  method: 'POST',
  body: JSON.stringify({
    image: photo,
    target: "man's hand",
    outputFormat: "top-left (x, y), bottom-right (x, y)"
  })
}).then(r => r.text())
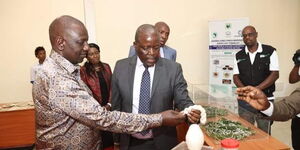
top-left (187, 109), bottom-right (201, 124)
top-left (236, 86), bottom-right (270, 111)
top-left (161, 110), bottom-right (186, 126)
top-left (104, 104), bottom-right (111, 111)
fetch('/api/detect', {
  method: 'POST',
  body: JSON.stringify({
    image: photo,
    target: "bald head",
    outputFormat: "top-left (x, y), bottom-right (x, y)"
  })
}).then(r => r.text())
top-left (48, 15), bottom-right (89, 64)
top-left (242, 25), bottom-right (258, 50)
top-left (49, 15), bottom-right (86, 50)
top-left (242, 25), bottom-right (257, 33)
top-left (154, 22), bottom-right (170, 46)
top-left (155, 22), bottom-right (169, 30)
top-left (134, 24), bottom-right (160, 67)
top-left (134, 24), bottom-right (159, 43)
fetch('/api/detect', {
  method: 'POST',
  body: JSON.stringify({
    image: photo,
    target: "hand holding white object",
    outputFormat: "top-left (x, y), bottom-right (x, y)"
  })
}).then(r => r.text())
top-left (182, 105), bottom-right (207, 125)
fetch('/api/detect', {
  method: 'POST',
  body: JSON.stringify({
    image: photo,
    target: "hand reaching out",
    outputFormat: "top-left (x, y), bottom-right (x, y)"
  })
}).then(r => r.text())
top-left (236, 86), bottom-right (270, 111)
top-left (161, 110), bottom-right (186, 126)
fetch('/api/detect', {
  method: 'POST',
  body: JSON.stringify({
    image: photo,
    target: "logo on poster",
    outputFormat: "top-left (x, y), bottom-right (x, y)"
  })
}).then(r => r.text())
top-left (212, 32), bottom-right (218, 38)
top-left (238, 30), bottom-right (242, 37)
top-left (233, 30), bottom-right (243, 38)
top-left (225, 23), bottom-right (232, 30)
top-left (225, 23), bottom-right (232, 38)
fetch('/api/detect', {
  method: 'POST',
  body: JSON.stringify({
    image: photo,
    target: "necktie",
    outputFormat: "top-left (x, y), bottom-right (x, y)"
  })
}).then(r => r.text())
top-left (138, 66), bottom-right (151, 135)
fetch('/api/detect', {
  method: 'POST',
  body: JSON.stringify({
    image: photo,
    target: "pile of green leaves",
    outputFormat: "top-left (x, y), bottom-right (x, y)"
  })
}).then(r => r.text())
top-left (203, 106), bottom-right (228, 118)
top-left (203, 118), bottom-right (254, 141)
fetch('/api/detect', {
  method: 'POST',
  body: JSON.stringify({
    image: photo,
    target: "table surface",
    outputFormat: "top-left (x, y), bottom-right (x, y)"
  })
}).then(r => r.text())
top-left (0, 101), bottom-right (290, 150)
top-left (177, 103), bottom-right (290, 150)
top-left (203, 112), bottom-right (290, 150)
top-left (0, 101), bottom-right (34, 112)
top-left (0, 101), bottom-right (35, 149)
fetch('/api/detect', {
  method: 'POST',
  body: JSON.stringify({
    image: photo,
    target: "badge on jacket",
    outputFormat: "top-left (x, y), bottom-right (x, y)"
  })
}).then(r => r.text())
top-left (259, 53), bottom-right (270, 58)
top-left (237, 58), bottom-right (246, 63)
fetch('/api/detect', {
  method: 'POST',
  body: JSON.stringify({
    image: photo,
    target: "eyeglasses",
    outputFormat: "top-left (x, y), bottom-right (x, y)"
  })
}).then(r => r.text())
top-left (242, 32), bottom-right (257, 38)
top-left (87, 51), bottom-right (100, 57)
top-left (139, 46), bottom-right (160, 53)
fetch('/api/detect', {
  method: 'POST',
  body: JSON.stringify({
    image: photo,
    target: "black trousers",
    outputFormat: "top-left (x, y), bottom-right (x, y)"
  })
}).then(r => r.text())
top-left (101, 131), bottom-right (114, 148)
top-left (128, 136), bottom-right (156, 150)
top-left (292, 117), bottom-right (300, 150)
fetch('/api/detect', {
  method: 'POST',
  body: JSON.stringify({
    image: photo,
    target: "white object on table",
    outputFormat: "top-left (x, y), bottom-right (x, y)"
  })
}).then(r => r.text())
top-left (186, 124), bottom-right (204, 150)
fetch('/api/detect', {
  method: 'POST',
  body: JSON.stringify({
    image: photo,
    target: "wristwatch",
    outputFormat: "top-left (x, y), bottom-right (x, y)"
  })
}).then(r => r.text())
top-left (114, 142), bottom-right (120, 146)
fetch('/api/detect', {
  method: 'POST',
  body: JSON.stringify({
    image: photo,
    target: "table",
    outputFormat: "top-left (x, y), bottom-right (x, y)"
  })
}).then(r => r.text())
top-left (176, 106), bottom-right (290, 150)
top-left (0, 101), bottom-right (35, 149)
top-left (204, 112), bottom-right (290, 150)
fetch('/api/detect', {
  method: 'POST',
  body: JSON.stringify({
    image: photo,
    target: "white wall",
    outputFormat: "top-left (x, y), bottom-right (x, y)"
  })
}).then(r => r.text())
top-left (93, 0), bottom-right (300, 97)
top-left (0, 0), bottom-right (299, 103)
top-left (0, 0), bottom-right (85, 103)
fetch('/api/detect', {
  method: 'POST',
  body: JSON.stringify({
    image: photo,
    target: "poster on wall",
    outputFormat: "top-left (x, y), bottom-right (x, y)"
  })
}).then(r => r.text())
top-left (208, 18), bottom-right (249, 109)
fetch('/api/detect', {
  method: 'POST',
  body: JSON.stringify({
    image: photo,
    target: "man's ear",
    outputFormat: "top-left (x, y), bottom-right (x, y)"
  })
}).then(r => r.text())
top-left (56, 36), bottom-right (64, 51)
top-left (133, 42), bottom-right (138, 51)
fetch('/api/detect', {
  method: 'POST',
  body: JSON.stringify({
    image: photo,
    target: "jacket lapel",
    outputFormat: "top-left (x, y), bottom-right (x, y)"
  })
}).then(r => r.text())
top-left (128, 56), bottom-right (137, 111)
top-left (151, 58), bottom-right (162, 98)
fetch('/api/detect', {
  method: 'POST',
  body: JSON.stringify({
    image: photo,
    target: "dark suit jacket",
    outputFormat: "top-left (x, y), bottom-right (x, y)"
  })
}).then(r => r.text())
top-left (111, 56), bottom-right (194, 150)
top-left (267, 87), bottom-right (300, 121)
top-left (128, 45), bottom-right (177, 61)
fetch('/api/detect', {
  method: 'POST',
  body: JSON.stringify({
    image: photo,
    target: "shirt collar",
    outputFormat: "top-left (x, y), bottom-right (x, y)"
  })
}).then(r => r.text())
top-left (245, 41), bottom-right (262, 54)
top-left (136, 57), bottom-right (155, 69)
top-left (137, 57), bottom-right (143, 67)
top-left (50, 50), bottom-right (80, 74)
top-left (160, 47), bottom-right (164, 52)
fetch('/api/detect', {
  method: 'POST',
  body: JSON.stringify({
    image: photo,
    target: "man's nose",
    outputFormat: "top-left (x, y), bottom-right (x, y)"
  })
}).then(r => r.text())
top-left (148, 48), bottom-right (154, 55)
top-left (83, 42), bottom-right (89, 51)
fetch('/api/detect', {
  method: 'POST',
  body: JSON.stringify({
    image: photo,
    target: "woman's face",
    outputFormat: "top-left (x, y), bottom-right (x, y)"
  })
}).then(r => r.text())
top-left (86, 47), bottom-right (100, 65)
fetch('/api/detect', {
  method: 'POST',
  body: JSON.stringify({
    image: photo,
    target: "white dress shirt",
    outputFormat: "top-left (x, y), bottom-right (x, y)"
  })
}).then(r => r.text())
top-left (132, 57), bottom-right (155, 114)
top-left (132, 57), bottom-right (155, 139)
top-left (261, 102), bottom-right (274, 116)
top-left (160, 47), bottom-right (165, 58)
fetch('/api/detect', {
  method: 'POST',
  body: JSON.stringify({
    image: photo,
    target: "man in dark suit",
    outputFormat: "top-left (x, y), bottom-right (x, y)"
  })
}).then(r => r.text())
top-left (128, 22), bottom-right (177, 61)
top-left (112, 24), bottom-right (200, 150)
top-left (237, 86), bottom-right (300, 121)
